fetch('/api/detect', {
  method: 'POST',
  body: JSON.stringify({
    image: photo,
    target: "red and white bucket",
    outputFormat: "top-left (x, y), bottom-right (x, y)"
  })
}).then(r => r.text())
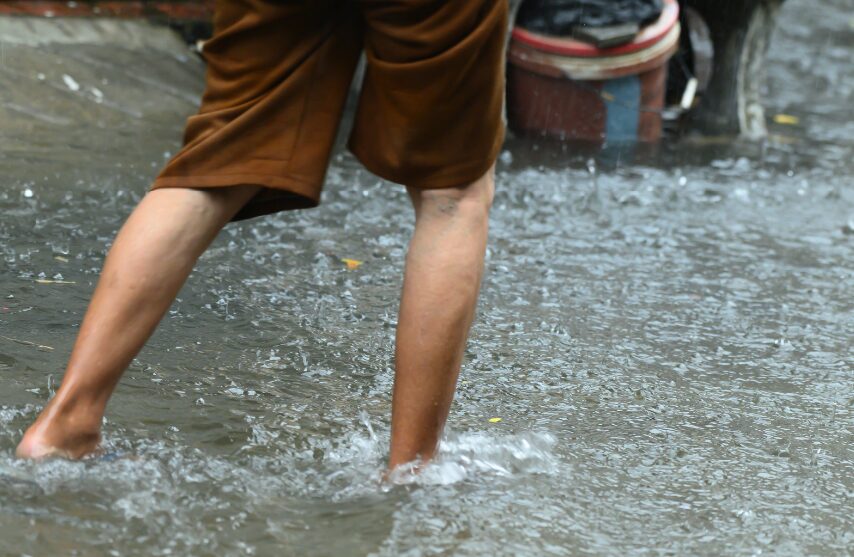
top-left (507, 0), bottom-right (681, 144)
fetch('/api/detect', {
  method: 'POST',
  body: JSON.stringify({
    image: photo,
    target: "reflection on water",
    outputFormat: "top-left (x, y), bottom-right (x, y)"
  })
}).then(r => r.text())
top-left (1, 0), bottom-right (852, 555)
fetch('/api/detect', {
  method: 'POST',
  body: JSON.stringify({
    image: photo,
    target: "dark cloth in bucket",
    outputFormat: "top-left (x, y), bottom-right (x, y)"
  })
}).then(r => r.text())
top-left (517, 0), bottom-right (663, 35)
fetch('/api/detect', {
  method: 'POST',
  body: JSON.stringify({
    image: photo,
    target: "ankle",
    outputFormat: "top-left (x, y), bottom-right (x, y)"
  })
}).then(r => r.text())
top-left (39, 390), bottom-right (104, 435)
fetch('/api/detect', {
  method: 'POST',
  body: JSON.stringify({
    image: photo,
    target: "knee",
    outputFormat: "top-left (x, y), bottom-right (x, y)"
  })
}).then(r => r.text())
top-left (411, 167), bottom-right (495, 221)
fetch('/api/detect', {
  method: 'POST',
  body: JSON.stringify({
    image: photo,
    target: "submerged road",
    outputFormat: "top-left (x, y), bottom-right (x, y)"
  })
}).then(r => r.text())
top-left (1, 1), bottom-right (852, 555)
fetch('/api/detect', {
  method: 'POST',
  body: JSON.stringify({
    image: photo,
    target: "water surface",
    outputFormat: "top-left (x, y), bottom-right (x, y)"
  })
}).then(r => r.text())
top-left (1, 1), bottom-right (852, 555)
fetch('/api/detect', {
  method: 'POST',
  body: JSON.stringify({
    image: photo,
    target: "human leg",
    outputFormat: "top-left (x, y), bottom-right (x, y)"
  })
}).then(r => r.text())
top-left (388, 166), bottom-right (495, 470)
top-left (16, 185), bottom-right (260, 459)
top-left (351, 0), bottom-right (507, 469)
top-left (17, 0), bottom-right (365, 460)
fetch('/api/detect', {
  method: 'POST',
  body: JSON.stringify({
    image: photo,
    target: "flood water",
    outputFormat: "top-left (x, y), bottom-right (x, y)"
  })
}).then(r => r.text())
top-left (1, 0), bottom-right (852, 555)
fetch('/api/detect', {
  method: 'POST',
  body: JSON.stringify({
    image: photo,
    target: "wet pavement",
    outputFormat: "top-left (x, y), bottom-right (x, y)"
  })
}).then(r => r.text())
top-left (1, 1), bottom-right (852, 555)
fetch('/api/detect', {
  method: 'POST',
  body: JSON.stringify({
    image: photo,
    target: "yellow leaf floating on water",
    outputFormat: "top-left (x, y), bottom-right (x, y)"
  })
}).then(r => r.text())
top-left (773, 114), bottom-right (799, 125)
top-left (35, 279), bottom-right (76, 284)
top-left (488, 417), bottom-right (502, 423)
top-left (341, 258), bottom-right (363, 270)
top-left (54, 256), bottom-right (69, 263)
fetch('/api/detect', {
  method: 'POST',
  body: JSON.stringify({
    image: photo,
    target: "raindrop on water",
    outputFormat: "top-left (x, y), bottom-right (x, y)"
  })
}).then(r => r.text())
top-left (586, 158), bottom-right (597, 175)
top-left (62, 74), bottom-right (81, 92)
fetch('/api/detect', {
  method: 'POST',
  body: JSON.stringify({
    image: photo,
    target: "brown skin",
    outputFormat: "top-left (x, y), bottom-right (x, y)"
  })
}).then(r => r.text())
top-left (16, 167), bottom-right (494, 469)
top-left (389, 171), bottom-right (493, 468)
top-left (15, 184), bottom-right (262, 459)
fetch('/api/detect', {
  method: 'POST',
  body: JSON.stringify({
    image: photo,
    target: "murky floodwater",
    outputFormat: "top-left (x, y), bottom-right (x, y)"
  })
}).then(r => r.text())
top-left (1, 1), bottom-right (852, 555)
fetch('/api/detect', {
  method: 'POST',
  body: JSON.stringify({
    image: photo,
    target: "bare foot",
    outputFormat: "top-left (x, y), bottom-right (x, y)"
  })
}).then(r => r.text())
top-left (16, 402), bottom-right (102, 460)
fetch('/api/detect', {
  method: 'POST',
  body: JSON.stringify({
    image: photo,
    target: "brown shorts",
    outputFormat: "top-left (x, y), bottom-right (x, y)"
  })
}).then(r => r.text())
top-left (151, 0), bottom-right (508, 222)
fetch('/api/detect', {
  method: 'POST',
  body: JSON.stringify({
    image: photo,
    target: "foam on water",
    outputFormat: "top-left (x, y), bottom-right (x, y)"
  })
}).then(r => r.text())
top-left (1, 405), bottom-right (559, 502)
top-left (388, 431), bottom-right (559, 486)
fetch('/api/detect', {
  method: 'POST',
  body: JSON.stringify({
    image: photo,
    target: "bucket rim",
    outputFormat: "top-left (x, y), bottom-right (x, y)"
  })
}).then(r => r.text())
top-left (511, 0), bottom-right (680, 58)
top-left (509, 23), bottom-right (680, 81)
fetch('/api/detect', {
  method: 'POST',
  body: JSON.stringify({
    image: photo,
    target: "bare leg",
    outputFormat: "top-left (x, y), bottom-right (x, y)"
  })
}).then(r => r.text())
top-left (16, 185), bottom-right (260, 459)
top-left (388, 166), bottom-right (494, 470)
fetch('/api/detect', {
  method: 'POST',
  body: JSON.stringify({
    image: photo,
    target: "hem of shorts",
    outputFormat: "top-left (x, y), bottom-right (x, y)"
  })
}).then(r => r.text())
top-left (151, 173), bottom-right (321, 222)
top-left (347, 128), bottom-right (505, 190)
